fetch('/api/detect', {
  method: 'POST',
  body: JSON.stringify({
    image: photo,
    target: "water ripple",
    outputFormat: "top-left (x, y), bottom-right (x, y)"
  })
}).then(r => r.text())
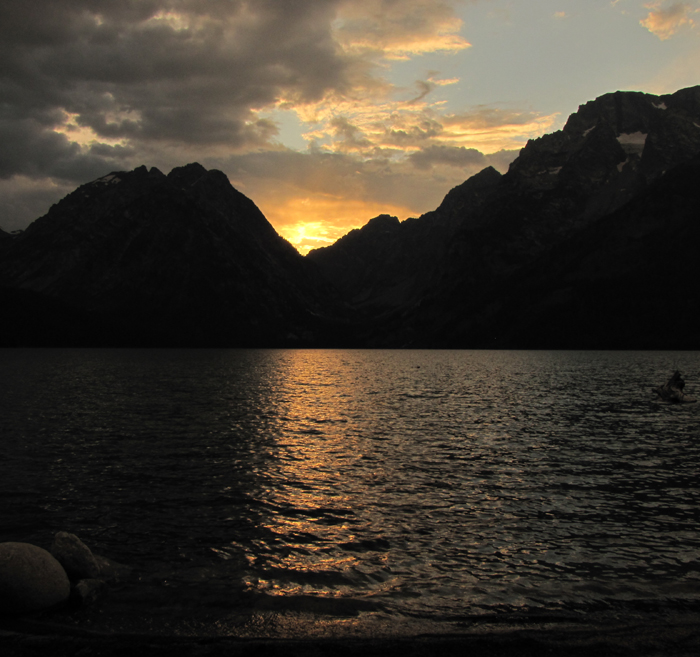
top-left (1, 348), bottom-right (699, 629)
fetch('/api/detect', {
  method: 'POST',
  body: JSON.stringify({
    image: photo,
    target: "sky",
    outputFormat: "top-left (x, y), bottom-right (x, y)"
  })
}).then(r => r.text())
top-left (1, 1), bottom-right (699, 253)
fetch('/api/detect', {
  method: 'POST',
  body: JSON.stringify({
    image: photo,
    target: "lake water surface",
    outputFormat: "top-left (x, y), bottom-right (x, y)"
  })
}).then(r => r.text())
top-left (1, 349), bottom-right (699, 637)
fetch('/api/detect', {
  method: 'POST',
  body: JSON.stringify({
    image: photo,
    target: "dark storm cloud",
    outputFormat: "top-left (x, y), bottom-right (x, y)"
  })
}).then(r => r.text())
top-left (409, 144), bottom-right (486, 170)
top-left (0, 118), bottom-right (135, 182)
top-left (0, 177), bottom-right (76, 232)
top-left (486, 149), bottom-right (520, 173)
top-left (1, 0), bottom-right (528, 243)
top-left (0, 0), bottom-right (353, 179)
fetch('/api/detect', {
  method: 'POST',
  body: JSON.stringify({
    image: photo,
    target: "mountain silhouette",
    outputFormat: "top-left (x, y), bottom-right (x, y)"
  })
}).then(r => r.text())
top-left (308, 85), bottom-right (700, 348)
top-left (2, 86), bottom-right (700, 348)
top-left (0, 163), bottom-right (344, 346)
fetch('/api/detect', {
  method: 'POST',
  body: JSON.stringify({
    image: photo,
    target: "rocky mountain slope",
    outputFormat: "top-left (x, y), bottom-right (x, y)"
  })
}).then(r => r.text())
top-left (407, 151), bottom-right (700, 349)
top-left (0, 163), bottom-right (343, 346)
top-left (306, 166), bottom-right (502, 312)
top-left (309, 85), bottom-right (700, 348)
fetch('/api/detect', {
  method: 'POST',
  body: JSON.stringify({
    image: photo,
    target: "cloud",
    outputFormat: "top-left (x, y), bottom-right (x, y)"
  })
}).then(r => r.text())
top-left (296, 87), bottom-right (557, 158)
top-left (0, 0), bottom-right (547, 251)
top-left (640, 2), bottom-right (697, 39)
top-left (212, 140), bottom-right (521, 253)
top-left (0, 1), bottom-right (351, 150)
top-left (334, 0), bottom-right (471, 60)
top-left (215, 148), bottom-right (430, 252)
top-left (0, 116), bottom-right (136, 182)
top-left (0, 176), bottom-right (76, 232)
top-left (0, 2), bottom-right (474, 174)
top-left (0, 1), bottom-right (470, 159)
top-left (409, 144), bottom-right (486, 169)
top-left (438, 107), bottom-right (559, 152)
top-left (407, 144), bottom-right (534, 174)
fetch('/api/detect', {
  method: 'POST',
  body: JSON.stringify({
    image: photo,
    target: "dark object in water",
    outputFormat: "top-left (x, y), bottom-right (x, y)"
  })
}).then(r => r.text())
top-left (653, 370), bottom-right (696, 403)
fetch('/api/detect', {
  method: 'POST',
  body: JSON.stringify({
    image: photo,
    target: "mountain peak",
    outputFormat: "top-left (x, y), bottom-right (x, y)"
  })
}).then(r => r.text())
top-left (0, 162), bottom-right (335, 346)
top-left (166, 162), bottom-right (210, 187)
top-left (84, 165), bottom-right (165, 189)
top-left (505, 86), bottom-right (700, 200)
top-left (437, 166), bottom-right (502, 210)
top-left (365, 214), bottom-right (400, 232)
top-left (563, 90), bottom-right (661, 137)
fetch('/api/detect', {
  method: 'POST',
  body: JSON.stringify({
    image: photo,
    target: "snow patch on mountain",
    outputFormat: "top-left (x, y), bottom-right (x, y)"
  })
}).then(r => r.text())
top-left (95, 174), bottom-right (121, 185)
top-left (617, 132), bottom-right (647, 154)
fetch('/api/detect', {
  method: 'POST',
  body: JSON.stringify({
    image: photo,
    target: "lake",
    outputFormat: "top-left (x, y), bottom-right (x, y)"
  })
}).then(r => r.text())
top-left (1, 348), bottom-right (699, 637)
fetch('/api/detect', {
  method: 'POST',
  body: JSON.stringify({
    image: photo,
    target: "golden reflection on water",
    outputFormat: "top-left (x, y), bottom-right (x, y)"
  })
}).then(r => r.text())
top-left (242, 350), bottom-right (392, 600)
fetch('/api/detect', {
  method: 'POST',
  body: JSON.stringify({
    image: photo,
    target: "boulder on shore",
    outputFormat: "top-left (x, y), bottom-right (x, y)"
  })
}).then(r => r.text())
top-left (50, 531), bottom-right (101, 580)
top-left (0, 542), bottom-right (70, 613)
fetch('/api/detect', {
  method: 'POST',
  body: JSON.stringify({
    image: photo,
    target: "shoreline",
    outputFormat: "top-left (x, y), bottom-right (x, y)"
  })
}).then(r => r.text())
top-left (2, 612), bottom-right (699, 656)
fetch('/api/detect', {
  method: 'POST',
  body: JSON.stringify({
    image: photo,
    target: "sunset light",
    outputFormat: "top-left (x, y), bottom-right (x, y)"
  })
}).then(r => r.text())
top-left (258, 195), bottom-right (417, 254)
top-left (3, 1), bottom-right (700, 242)
top-left (3, 2), bottom-right (700, 646)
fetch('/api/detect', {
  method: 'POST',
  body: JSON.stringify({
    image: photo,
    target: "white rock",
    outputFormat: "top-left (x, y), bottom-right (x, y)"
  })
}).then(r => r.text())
top-left (617, 132), bottom-right (648, 155)
top-left (0, 542), bottom-right (70, 613)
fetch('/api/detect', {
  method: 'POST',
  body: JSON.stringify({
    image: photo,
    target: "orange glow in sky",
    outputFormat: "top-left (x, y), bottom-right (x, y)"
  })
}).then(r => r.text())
top-left (258, 195), bottom-right (419, 254)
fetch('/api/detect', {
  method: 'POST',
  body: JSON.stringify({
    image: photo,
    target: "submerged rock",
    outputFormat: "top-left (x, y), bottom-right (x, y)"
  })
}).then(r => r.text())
top-left (73, 578), bottom-right (107, 607)
top-left (93, 554), bottom-right (133, 583)
top-left (0, 542), bottom-right (70, 613)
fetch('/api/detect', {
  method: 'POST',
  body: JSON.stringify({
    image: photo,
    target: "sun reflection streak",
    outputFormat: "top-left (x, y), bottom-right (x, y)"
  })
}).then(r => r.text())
top-left (244, 352), bottom-right (408, 604)
top-left (237, 351), bottom-right (396, 601)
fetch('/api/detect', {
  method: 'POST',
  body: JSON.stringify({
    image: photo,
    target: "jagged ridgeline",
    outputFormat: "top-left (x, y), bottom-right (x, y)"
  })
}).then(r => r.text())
top-left (308, 85), bottom-right (700, 349)
top-left (2, 86), bottom-right (700, 348)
